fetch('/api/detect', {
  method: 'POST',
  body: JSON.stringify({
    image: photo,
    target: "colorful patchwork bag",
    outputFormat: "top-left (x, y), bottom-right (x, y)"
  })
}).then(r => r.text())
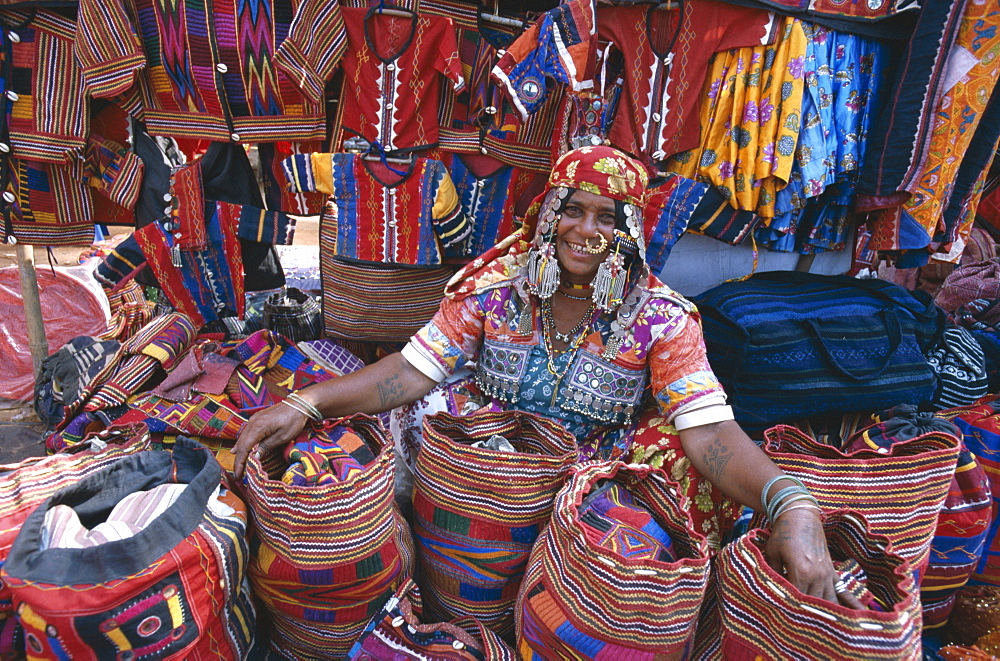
top-left (763, 424), bottom-right (960, 573)
top-left (0, 425), bottom-right (150, 655)
top-left (717, 510), bottom-right (921, 660)
top-left (348, 579), bottom-right (516, 660)
top-left (937, 395), bottom-right (1000, 585)
top-left (412, 411), bottom-right (578, 637)
top-left (515, 461), bottom-right (711, 659)
top-left (244, 414), bottom-right (414, 660)
top-left (694, 271), bottom-right (944, 431)
top-left (2, 436), bottom-right (255, 660)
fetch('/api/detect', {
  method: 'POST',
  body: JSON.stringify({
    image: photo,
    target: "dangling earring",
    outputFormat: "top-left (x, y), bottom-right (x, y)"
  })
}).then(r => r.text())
top-left (592, 243), bottom-right (626, 312)
top-left (526, 240), bottom-right (559, 299)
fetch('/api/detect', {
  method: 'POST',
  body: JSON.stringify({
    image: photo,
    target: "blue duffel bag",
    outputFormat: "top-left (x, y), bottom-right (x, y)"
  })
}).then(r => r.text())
top-left (694, 271), bottom-right (945, 432)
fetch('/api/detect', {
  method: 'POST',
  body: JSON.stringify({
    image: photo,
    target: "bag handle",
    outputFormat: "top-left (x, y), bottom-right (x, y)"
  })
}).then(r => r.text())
top-left (804, 308), bottom-right (902, 382)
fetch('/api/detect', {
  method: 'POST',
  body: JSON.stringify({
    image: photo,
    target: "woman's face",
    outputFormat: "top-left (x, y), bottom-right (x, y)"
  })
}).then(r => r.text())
top-left (555, 189), bottom-right (616, 285)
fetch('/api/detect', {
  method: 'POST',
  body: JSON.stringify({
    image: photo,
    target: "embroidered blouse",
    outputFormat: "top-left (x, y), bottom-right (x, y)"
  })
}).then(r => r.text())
top-left (282, 152), bottom-right (470, 265)
top-left (402, 271), bottom-right (728, 456)
top-left (337, 7), bottom-right (464, 153)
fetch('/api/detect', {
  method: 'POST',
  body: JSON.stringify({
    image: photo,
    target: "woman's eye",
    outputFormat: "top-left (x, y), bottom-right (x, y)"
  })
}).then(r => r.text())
top-left (598, 215), bottom-right (616, 226)
top-left (563, 206), bottom-right (582, 216)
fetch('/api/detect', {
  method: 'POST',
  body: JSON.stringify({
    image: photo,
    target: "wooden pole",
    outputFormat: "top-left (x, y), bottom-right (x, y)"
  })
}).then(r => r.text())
top-left (15, 243), bottom-right (48, 381)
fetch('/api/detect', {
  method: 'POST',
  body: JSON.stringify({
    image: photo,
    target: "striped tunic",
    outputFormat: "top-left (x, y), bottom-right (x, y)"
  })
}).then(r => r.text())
top-left (75, 0), bottom-right (346, 143)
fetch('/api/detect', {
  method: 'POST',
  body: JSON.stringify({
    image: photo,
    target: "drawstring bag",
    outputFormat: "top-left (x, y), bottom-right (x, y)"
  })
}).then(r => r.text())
top-left (2, 436), bottom-right (255, 660)
top-left (763, 424), bottom-right (960, 574)
top-left (262, 287), bottom-right (323, 344)
top-left (412, 411), bottom-right (577, 637)
top-left (0, 424), bottom-right (149, 656)
top-left (348, 579), bottom-right (516, 660)
top-left (515, 461), bottom-right (711, 659)
top-left (717, 510), bottom-right (921, 660)
top-left (244, 415), bottom-right (413, 660)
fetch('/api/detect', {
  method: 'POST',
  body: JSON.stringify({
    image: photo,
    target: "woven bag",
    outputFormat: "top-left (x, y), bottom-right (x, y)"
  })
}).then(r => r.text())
top-left (412, 411), bottom-right (577, 637)
top-left (515, 461), bottom-right (711, 659)
top-left (262, 287), bottom-right (323, 344)
top-left (937, 395), bottom-right (1000, 585)
top-left (717, 510), bottom-right (921, 660)
top-left (244, 414), bottom-right (414, 660)
top-left (348, 579), bottom-right (516, 660)
top-left (763, 424), bottom-right (960, 572)
top-left (322, 256), bottom-right (459, 342)
top-left (0, 425), bottom-right (149, 656)
top-left (2, 436), bottom-right (255, 660)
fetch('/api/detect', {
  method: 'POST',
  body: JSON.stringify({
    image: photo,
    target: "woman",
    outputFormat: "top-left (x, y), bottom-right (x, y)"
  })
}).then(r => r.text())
top-left (233, 145), bottom-right (859, 607)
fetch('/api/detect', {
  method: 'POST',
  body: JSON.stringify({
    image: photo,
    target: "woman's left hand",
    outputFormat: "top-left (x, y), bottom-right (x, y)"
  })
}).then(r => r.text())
top-left (764, 507), bottom-right (864, 609)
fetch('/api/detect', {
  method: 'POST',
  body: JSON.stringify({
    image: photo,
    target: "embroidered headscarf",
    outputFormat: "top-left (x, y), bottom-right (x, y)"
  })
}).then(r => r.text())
top-left (445, 146), bottom-right (651, 306)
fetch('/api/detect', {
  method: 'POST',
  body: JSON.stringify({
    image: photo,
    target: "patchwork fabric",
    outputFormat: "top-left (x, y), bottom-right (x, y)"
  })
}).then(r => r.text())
top-left (280, 424), bottom-right (377, 486)
top-left (0, 428), bottom-right (149, 656)
top-left (2, 437), bottom-right (255, 660)
top-left (717, 511), bottom-right (921, 660)
top-left (516, 462), bottom-right (711, 659)
top-left (412, 411), bottom-right (577, 637)
top-left (578, 481), bottom-right (677, 563)
top-left (763, 424), bottom-right (961, 573)
top-left (244, 415), bottom-right (414, 660)
top-left (348, 579), bottom-right (515, 660)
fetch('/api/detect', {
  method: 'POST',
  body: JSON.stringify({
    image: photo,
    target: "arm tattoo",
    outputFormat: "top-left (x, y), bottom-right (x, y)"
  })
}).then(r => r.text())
top-left (703, 436), bottom-right (734, 483)
top-left (376, 373), bottom-right (406, 409)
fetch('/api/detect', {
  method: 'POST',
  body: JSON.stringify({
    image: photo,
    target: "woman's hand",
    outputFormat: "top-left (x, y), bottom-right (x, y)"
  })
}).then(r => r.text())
top-left (764, 507), bottom-right (864, 609)
top-left (231, 402), bottom-right (309, 480)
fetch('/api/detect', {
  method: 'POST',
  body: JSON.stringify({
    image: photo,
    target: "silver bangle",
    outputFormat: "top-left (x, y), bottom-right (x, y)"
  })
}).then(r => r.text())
top-left (286, 392), bottom-right (323, 422)
top-left (281, 398), bottom-right (314, 420)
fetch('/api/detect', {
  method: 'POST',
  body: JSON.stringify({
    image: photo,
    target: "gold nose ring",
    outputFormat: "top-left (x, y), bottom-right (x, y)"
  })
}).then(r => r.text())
top-left (581, 233), bottom-right (609, 254)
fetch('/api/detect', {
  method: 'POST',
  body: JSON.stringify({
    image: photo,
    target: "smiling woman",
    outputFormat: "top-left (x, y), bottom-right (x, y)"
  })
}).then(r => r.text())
top-left (232, 145), bottom-right (852, 611)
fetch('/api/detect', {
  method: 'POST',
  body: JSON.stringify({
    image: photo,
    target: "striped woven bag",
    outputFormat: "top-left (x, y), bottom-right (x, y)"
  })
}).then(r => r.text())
top-left (937, 395), bottom-right (1000, 585)
top-left (717, 510), bottom-right (921, 660)
top-left (412, 411), bottom-right (577, 638)
top-left (0, 425), bottom-right (150, 656)
top-left (348, 579), bottom-right (516, 660)
top-left (763, 424), bottom-right (960, 572)
top-left (244, 414), bottom-right (414, 660)
top-left (515, 462), bottom-right (711, 660)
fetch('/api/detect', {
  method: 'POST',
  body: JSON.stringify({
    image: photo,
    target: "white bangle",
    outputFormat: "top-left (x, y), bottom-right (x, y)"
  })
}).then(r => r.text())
top-left (286, 392), bottom-right (323, 422)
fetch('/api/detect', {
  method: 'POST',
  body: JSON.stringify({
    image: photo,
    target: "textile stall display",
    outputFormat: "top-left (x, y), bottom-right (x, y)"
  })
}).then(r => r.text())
top-left (516, 461), bottom-right (712, 659)
top-left (243, 414), bottom-right (414, 660)
top-left (1, 436), bottom-right (256, 660)
top-left (412, 410), bottom-right (577, 637)
top-left (8, 0), bottom-right (1000, 656)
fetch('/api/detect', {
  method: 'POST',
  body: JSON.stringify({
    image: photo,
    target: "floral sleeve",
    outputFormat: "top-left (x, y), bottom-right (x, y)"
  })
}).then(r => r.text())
top-left (402, 294), bottom-right (486, 382)
top-left (648, 308), bottom-right (727, 421)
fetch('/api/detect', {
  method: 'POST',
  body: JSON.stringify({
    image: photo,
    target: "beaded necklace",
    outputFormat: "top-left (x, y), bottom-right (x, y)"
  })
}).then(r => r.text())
top-left (540, 298), bottom-right (598, 406)
top-left (556, 289), bottom-right (591, 301)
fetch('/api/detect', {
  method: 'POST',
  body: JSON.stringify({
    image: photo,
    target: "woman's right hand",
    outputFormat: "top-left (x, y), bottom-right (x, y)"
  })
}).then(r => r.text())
top-left (232, 402), bottom-right (309, 480)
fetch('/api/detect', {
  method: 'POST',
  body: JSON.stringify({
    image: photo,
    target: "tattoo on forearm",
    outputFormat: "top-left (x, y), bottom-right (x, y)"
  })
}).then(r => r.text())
top-left (704, 436), bottom-right (734, 482)
top-left (376, 374), bottom-right (405, 409)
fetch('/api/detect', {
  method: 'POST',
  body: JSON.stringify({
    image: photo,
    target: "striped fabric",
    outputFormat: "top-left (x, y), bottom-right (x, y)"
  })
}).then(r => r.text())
top-left (717, 510), bottom-right (921, 660)
top-left (413, 411), bottom-right (577, 637)
top-left (244, 415), bottom-right (414, 660)
top-left (3, 436), bottom-right (255, 660)
top-left (937, 395), bottom-right (1000, 585)
top-left (322, 256), bottom-right (459, 342)
top-left (100, 280), bottom-right (155, 343)
top-left (920, 445), bottom-right (992, 628)
top-left (348, 579), bottom-right (516, 660)
top-left (0, 428), bottom-right (149, 656)
top-left (763, 425), bottom-right (961, 573)
top-left (516, 462), bottom-right (711, 659)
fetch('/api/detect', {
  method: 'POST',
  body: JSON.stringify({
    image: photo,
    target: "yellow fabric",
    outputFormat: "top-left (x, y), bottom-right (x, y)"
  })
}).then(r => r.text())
top-left (431, 167), bottom-right (460, 221)
top-left (309, 152), bottom-right (335, 195)
top-left (668, 17), bottom-right (806, 219)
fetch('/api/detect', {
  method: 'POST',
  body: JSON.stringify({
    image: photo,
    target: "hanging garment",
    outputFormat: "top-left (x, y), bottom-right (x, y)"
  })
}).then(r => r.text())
top-left (75, 0), bottom-right (346, 143)
top-left (0, 9), bottom-right (142, 244)
top-left (867, 0), bottom-right (1000, 256)
top-left (283, 152), bottom-right (470, 264)
top-left (3, 437), bottom-right (256, 660)
top-left (98, 200), bottom-right (291, 327)
top-left (667, 16), bottom-right (807, 219)
top-left (712, 0), bottom-right (921, 38)
top-left (257, 141), bottom-right (327, 216)
top-left (335, 5), bottom-right (464, 153)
